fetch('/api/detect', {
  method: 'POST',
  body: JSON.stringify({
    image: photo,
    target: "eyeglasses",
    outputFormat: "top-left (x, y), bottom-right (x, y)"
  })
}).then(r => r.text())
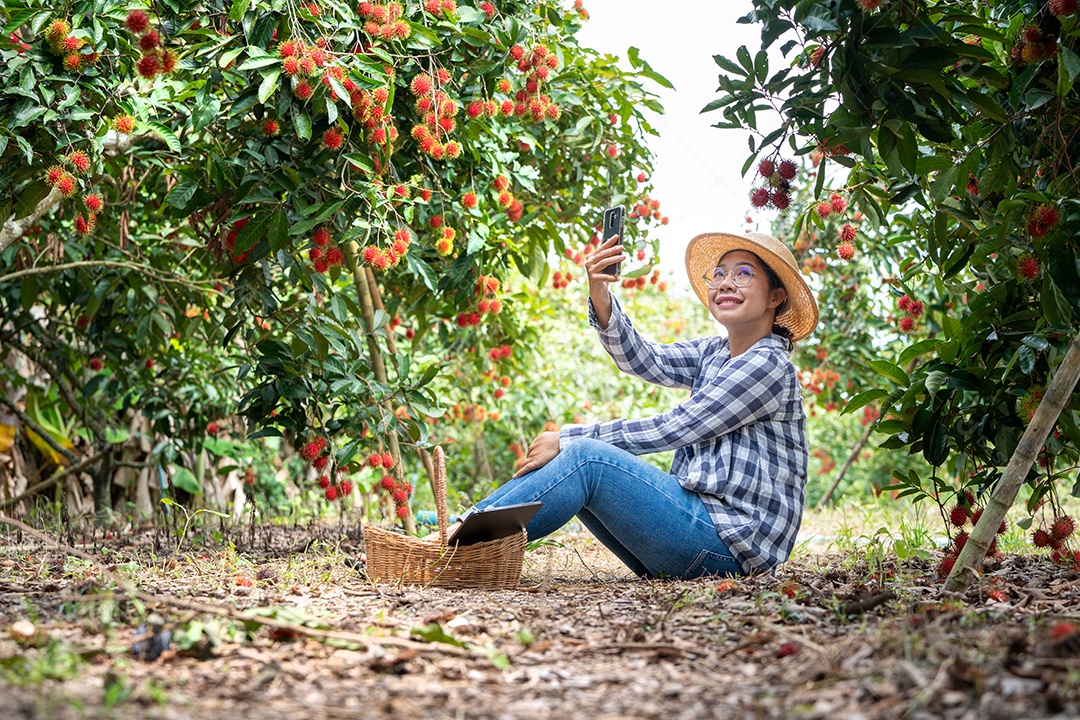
top-left (703, 264), bottom-right (757, 289)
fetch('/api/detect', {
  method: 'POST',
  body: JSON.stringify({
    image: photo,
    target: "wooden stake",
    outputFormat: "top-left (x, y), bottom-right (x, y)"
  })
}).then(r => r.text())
top-left (945, 330), bottom-right (1080, 592)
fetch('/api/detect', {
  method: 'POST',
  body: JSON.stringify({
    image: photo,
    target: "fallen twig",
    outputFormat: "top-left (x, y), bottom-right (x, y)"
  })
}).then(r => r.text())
top-left (841, 590), bottom-right (897, 617)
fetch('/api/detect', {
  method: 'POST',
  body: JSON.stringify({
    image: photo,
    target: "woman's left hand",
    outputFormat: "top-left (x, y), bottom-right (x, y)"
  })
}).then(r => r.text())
top-left (512, 431), bottom-right (560, 478)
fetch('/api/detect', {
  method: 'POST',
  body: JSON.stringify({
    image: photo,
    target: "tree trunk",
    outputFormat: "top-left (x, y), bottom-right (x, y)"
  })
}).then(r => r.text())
top-left (92, 447), bottom-right (114, 522)
top-left (945, 329), bottom-right (1080, 592)
top-left (816, 419), bottom-right (875, 508)
top-left (348, 244), bottom-right (414, 533)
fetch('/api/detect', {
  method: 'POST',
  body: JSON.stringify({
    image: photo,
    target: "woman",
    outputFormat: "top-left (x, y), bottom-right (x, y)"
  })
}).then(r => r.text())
top-left (473, 230), bottom-right (819, 578)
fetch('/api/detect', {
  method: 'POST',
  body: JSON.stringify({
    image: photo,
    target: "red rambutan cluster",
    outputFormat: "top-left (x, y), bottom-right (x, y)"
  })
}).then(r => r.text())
top-left (1014, 27), bottom-right (1058, 65)
top-left (125, 10), bottom-right (176, 81)
top-left (1026, 203), bottom-right (1060, 238)
top-left (749, 158), bottom-right (798, 211)
top-left (894, 294), bottom-right (924, 334)
top-left (372, 471), bottom-right (413, 520)
top-left (359, 2), bottom-right (412, 42)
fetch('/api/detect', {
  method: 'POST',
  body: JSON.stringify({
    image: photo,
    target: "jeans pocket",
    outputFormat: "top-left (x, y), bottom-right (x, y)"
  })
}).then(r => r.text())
top-left (682, 548), bottom-right (743, 579)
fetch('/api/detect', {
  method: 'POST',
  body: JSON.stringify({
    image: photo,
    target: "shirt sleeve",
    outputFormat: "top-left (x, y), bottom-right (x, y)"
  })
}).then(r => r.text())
top-left (560, 345), bottom-right (790, 455)
top-left (588, 293), bottom-right (708, 391)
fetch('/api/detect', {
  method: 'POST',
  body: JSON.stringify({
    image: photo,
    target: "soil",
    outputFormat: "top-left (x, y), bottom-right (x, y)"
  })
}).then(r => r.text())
top-left (2, 521), bottom-right (1079, 720)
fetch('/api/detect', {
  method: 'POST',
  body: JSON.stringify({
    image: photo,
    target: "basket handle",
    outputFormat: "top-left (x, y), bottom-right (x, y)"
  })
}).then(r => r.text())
top-left (433, 446), bottom-right (448, 546)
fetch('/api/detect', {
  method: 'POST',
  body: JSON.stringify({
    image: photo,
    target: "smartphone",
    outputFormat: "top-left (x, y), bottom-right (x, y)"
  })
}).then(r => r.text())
top-left (601, 205), bottom-right (625, 276)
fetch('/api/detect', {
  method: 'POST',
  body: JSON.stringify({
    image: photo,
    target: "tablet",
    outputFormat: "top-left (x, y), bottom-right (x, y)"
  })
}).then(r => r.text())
top-left (447, 501), bottom-right (542, 546)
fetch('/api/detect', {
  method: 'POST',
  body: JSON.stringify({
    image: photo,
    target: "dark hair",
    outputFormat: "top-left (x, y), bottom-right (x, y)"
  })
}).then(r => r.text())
top-left (719, 250), bottom-right (795, 349)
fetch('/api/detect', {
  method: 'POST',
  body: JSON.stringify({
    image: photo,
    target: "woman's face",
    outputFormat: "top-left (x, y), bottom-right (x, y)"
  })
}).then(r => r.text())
top-left (706, 250), bottom-right (788, 331)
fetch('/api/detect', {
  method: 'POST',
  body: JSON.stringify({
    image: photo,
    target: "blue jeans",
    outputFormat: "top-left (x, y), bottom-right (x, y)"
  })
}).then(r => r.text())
top-left (474, 438), bottom-right (743, 579)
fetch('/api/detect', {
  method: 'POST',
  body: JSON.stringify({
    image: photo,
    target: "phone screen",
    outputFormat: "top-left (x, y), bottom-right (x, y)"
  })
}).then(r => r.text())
top-left (601, 206), bottom-right (625, 276)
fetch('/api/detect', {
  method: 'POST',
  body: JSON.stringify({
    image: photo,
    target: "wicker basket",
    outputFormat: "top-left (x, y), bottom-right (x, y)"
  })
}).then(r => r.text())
top-left (363, 447), bottom-right (527, 589)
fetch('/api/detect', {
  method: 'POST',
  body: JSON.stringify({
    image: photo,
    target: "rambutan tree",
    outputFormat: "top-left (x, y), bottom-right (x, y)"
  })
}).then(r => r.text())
top-left (0, 0), bottom-right (666, 522)
top-left (709, 0), bottom-right (1080, 588)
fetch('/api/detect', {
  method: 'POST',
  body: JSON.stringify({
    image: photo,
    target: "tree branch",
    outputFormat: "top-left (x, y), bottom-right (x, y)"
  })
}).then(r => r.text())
top-left (0, 450), bottom-right (106, 510)
top-left (0, 260), bottom-right (216, 293)
top-left (0, 188), bottom-right (62, 253)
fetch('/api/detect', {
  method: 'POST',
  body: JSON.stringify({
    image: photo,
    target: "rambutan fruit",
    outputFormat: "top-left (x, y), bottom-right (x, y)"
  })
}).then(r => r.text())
top-left (1052, 516), bottom-right (1075, 541)
top-left (322, 127), bottom-right (344, 149)
top-left (908, 300), bottom-right (924, 318)
top-left (1033, 529), bottom-right (1051, 547)
top-left (325, 485), bottom-right (338, 501)
top-left (84, 194), bottom-right (103, 213)
top-left (125, 10), bottom-right (150, 34)
top-left (66, 151), bottom-right (90, 174)
top-left (840, 223), bottom-right (857, 243)
top-left (949, 505), bottom-right (968, 527)
top-left (829, 192), bottom-right (847, 214)
top-left (750, 188), bottom-right (771, 208)
top-left (137, 54), bottom-right (160, 78)
top-left (777, 160), bottom-right (797, 180)
top-left (771, 191), bottom-right (790, 210)
top-left (937, 556), bottom-right (956, 580)
top-left (45, 166), bottom-right (65, 186)
top-left (815, 201), bottom-right (833, 218)
top-left (139, 30), bottom-right (160, 52)
top-left (300, 441), bottom-right (321, 462)
top-left (1018, 254), bottom-right (1040, 280)
top-left (462, 191), bottom-right (478, 209)
top-left (46, 18), bottom-right (71, 43)
top-left (261, 119), bottom-right (280, 137)
top-left (758, 159), bottom-right (776, 178)
top-left (282, 56), bottom-right (301, 76)
top-left (837, 242), bottom-right (855, 261)
top-left (63, 53), bottom-right (83, 72)
top-left (325, 246), bottom-right (344, 266)
top-left (293, 80), bottom-right (313, 100)
top-left (899, 316), bottom-right (915, 333)
top-left (56, 174), bottom-right (77, 197)
top-left (1051, 0), bottom-right (1078, 16)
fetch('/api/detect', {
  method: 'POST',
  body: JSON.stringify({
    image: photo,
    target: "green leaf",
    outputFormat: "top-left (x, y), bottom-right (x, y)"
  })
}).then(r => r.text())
top-left (268, 207), bottom-right (288, 252)
top-left (343, 153), bottom-right (374, 173)
top-left (229, 0), bottom-right (251, 22)
top-left (258, 70), bottom-right (280, 104)
top-left (411, 622), bottom-right (466, 647)
top-left (406, 253), bottom-right (438, 292)
top-left (924, 370), bottom-right (947, 400)
top-left (898, 339), bottom-right (940, 365)
top-left (713, 54), bottom-right (745, 76)
top-left (191, 96), bottom-right (221, 134)
top-left (922, 417), bottom-right (949, 467)
top-left (869, 360), bottom-right (910, 387)
top-left (4, 8), bottom-right (38, 35)
top-left (238, 56), bottom-right (280, 70)
top-left (1043, 276), bottom-right (1073, 327)
top-left (1062, 46), bottom-right (1080, 83)
top-left (294, 111), bottom-right (311, 141)
top-left (219, 47), bottom-right (244, 68)
top-left (234, 212), bottom-right (271, 255)
top-left (841, 389), bottom-right (887, 416)
top-left (966, 89), bottom-right (1007, 123)
top-left (147, 122), bottom-right (181, 153)
top-left (171, 466), bottom-right (202, 494)
top-left (165, 182), bottom-right (199, 210)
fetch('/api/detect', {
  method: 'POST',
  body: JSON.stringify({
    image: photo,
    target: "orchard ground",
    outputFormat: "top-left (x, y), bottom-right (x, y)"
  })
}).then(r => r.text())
top-left (3, 500), bottom-right (1080, 720)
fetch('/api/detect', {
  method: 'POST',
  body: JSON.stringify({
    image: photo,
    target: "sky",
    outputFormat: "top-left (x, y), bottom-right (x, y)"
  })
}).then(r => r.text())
top-left (575, 0), bottom-right (771, 282)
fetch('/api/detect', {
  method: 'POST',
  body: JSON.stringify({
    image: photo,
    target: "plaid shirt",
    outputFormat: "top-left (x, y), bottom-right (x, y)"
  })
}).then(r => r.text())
top-left (559, 295), bottom-right (809, 574)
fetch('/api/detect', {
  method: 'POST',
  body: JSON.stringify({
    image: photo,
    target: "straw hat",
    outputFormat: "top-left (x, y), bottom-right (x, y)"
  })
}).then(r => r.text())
top-left (684, 231), bottom-right (818, 342)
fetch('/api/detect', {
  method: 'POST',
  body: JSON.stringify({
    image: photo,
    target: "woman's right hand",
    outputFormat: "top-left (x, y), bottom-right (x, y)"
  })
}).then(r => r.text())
top-left (584, 233), bottom-right (625, 329)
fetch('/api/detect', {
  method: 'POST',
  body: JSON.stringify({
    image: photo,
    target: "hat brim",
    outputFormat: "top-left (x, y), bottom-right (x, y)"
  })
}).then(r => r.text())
top-left (684, 231), bottom-right (819, 342)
